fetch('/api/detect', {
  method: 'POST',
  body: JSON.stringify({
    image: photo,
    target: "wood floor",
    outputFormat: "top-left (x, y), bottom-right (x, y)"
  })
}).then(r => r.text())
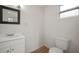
top-left (32, 46), bottom-right (49, 53)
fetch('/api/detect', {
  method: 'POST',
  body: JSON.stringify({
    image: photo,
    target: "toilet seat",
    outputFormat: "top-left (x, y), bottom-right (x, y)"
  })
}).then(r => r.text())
top-left (49, 47), bottom-right (63, 53)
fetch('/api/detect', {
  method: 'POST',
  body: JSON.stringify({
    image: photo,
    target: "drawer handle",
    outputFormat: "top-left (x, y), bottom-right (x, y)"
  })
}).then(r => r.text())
top-left (6, 50), bottom-right (10, 53)
top-left (11, 48), bottom-right (14, 51)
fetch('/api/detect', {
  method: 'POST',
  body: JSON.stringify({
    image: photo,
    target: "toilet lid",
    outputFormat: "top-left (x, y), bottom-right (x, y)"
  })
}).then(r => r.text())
top-left (49, 47), bottom-right (63, 53)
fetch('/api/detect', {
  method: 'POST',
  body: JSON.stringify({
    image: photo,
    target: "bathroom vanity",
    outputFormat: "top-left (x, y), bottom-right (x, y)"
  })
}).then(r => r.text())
top-left (0, 34), bottom-right (25, 53)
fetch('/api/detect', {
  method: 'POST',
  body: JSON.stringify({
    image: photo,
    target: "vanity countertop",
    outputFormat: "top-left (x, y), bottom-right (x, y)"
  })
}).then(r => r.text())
top-left (0, 34), bottom-right (25, 43)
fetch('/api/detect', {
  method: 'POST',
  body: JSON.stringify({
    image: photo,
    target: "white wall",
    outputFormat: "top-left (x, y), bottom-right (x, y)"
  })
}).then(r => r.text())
top-left (22, 6), bottom-right (44, 52)
top-left (44, 5), bottom-right (60, 48)
top-left (44, 5), bottom-right (79, 53)
top-left (0, 5), bottom-right (44, 52)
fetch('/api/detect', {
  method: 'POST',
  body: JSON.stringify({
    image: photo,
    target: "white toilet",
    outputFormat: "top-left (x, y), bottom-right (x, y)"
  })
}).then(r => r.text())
top-left (49, 37), bottom-right (70, 53)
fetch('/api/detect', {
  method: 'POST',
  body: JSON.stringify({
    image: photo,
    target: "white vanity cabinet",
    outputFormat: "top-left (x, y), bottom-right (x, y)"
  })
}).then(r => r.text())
top-left (0, 41), bottom-right (11, 53)
top-left (0, 35), bottom-right (25, 53)
top-left (10, 39), bottom-right (25, 53)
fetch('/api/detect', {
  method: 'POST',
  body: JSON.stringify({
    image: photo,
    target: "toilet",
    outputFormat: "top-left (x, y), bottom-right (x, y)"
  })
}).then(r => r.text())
top-left (49, 37), bottom-right (70, 53)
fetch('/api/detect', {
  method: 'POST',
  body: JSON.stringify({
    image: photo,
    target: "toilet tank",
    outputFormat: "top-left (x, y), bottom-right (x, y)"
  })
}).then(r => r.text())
top-left (55, 37), bottom-right (70, 51)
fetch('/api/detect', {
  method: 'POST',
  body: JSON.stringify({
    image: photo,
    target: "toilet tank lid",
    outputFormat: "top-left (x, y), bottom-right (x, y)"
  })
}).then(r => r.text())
top-left (56, 37), bottom-right (70, 41)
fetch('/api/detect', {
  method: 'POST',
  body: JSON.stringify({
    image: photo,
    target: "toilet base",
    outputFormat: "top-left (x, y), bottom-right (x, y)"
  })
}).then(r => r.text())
top-left (49, 47), bottom-right (63, 53)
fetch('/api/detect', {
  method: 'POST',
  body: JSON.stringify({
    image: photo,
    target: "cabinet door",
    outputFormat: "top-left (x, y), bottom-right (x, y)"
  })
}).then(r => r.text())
top-left (10, 39), bottom-right (25, 53)
top-left (0, 42), bottom-right (10, 53)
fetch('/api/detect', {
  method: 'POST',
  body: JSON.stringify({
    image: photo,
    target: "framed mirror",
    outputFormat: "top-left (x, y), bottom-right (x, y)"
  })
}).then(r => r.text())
top-left (0, 5), bottom-right (20, 24)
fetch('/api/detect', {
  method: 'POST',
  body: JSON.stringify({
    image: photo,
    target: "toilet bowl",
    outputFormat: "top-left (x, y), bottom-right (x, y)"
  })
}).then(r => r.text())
top-left (49, 47), bottom-right (63, 53)
top-left (49, 37), bottom-right (70, 53)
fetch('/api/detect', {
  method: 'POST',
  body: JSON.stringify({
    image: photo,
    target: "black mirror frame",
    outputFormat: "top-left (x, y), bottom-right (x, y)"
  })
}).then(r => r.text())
top-left (0, 5), bottom-right (20, 24)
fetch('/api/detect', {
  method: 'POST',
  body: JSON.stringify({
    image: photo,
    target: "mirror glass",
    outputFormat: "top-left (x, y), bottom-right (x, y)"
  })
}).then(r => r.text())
top-left (3, 9), bottom-right (18, 22)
